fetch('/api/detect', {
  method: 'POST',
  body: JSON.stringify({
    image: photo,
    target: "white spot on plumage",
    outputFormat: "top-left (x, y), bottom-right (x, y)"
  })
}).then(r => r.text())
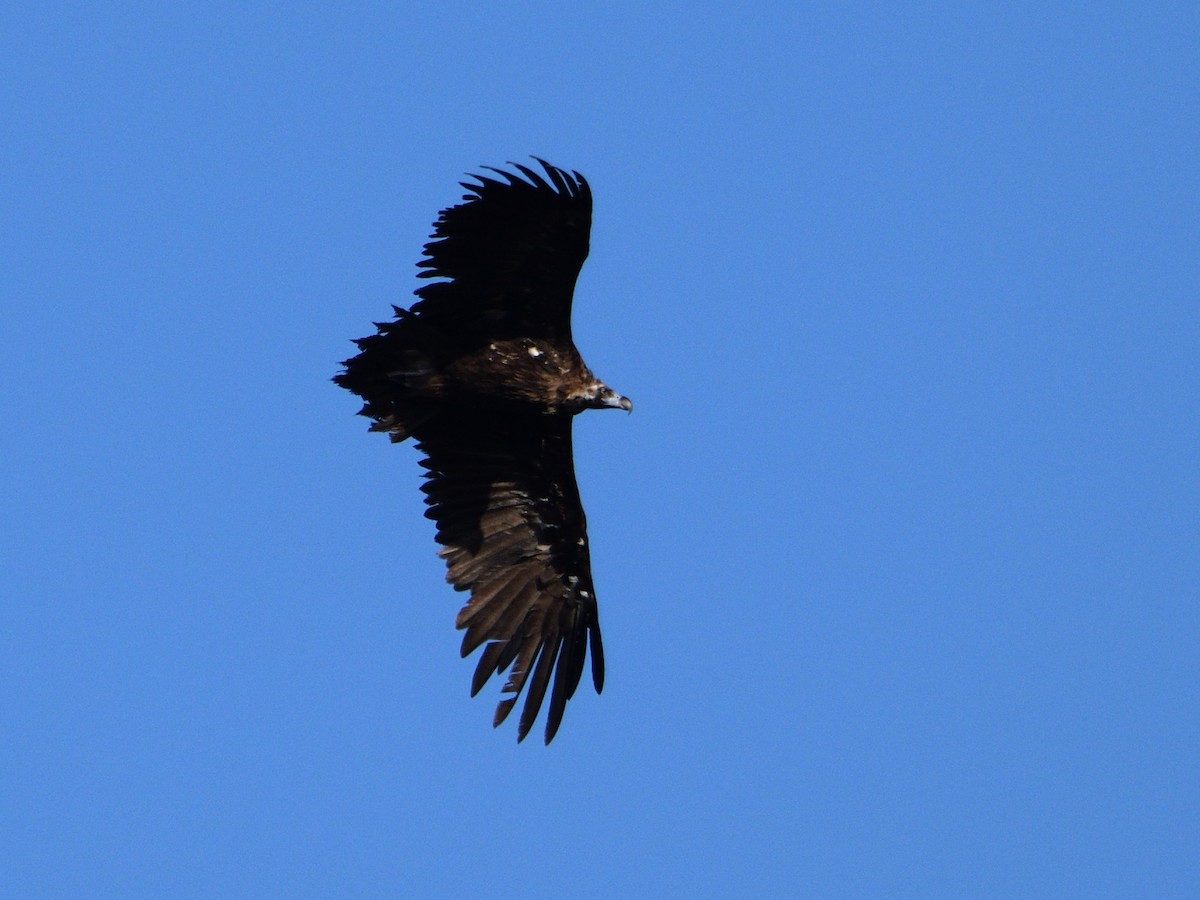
top-left (527, 345), bottom-right (542, 357)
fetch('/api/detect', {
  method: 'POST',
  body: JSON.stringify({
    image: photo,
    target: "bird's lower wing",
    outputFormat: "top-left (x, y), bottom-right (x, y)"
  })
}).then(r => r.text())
top-left (415, 410), bottom-right (604, 744)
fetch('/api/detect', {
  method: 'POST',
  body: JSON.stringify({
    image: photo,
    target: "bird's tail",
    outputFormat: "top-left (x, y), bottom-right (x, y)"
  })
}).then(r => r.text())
top-left (334, 307), bottom-right (439, 442)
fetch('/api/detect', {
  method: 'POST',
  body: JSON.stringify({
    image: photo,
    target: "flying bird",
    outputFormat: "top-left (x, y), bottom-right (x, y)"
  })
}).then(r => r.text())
top-left (335, 159), bottom-right (631, 744)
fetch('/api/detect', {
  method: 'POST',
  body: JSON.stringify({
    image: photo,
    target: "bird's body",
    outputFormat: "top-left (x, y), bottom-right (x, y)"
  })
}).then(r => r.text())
top-left (428, 336), bottom-right (607, 412)
top-left (335, 159), bottom-right (629, 744)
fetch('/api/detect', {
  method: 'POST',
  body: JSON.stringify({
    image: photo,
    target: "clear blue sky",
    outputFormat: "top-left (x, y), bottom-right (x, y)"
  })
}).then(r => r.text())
top-left (3, 3), bottom-right (1197, 896)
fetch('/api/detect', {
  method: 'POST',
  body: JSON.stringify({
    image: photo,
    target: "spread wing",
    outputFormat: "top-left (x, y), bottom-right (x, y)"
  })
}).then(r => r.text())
top-left (417, 409), bottom-right (605, 744)
top-left (411, 158), bottom-right (591, 343)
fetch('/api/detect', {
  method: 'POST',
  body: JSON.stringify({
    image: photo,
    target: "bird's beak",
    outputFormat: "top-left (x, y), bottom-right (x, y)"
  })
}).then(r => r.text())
top-left (617, 396), bottom-right (633, 413)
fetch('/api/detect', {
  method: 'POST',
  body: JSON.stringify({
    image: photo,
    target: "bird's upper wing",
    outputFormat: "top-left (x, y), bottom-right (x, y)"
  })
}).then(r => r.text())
top-left (411, 158), bottom-right (591, 343)
top-left (416, 409), bottom-right (605, 744)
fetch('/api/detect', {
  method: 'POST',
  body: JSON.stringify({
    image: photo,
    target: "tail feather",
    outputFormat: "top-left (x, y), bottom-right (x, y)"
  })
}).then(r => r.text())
top-left (335, 309), bottom-right (441, 442)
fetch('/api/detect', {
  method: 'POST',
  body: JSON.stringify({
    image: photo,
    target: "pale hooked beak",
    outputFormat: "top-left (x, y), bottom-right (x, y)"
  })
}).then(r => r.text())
top-left (602, 393), bottom-right (633, 413)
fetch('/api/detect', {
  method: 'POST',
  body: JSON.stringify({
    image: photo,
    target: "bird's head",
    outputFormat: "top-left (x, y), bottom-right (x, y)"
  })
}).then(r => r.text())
top-left (573, 381), bottom-right (633, 413)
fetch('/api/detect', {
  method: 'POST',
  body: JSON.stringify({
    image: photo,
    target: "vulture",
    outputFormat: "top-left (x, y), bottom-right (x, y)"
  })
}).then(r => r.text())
top-left (335, 158), bottom-right (631, 744)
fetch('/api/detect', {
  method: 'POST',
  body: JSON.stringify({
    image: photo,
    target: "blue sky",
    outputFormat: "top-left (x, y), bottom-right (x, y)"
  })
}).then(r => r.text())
top-left (3, 3), bottom-right (1197, 896)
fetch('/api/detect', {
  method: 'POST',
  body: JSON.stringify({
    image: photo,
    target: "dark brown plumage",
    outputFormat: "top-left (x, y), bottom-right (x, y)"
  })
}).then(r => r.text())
top-left (335, 159), bottom-right (630, 744)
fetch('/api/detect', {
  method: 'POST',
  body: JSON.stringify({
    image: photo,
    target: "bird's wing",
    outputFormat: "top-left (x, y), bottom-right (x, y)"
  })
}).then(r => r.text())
top-left (417, 409), bottom-right (605, 744)
top-left (411, 158), bottom-right (591, 343)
